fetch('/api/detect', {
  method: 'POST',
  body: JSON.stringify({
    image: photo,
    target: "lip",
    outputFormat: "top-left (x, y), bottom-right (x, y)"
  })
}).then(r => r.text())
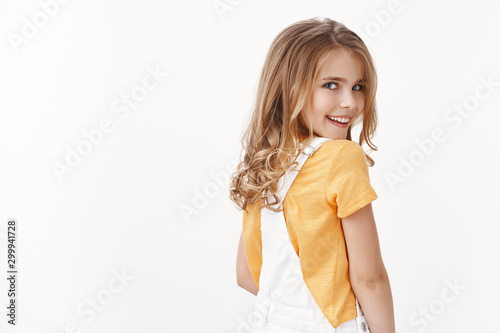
top-left (326, 115), bottom-right (351, 128)
top-left (326, 114), bottom-right (352, 118)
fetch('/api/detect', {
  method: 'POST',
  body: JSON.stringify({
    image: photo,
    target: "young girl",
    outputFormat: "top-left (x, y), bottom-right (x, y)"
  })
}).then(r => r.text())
top-left (230, 17), bottom-right (395, 333)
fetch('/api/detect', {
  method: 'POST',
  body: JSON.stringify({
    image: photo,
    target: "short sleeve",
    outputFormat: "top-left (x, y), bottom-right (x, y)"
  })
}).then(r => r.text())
top-left (326, 141), bottom-right (378, 218)
top-left (242, 202), bottom-right (262, 289)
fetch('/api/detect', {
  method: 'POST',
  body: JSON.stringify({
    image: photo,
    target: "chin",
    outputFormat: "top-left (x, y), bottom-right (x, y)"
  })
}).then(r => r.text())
top-left (327, 132), bottom-right (347, 140)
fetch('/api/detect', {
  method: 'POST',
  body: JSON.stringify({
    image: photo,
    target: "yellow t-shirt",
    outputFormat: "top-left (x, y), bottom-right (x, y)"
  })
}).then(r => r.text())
top-left (242, 139), bottom-right (378, 328)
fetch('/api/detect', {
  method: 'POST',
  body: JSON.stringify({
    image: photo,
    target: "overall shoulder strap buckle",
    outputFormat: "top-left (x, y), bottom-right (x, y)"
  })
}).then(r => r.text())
top-left (301, 137), bottom-right (332, 156)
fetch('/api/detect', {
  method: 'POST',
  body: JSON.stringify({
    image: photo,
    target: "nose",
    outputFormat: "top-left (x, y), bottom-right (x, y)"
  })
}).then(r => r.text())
top-left (339, 90), bottom-right (357, 109)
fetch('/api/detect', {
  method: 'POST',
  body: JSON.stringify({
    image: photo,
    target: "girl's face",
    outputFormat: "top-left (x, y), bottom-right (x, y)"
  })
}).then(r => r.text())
top-left (300, 48), bottom-right (365, 140)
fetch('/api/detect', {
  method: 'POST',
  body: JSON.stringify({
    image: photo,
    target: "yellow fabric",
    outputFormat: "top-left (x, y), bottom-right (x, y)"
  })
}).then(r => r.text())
top-left (242, 139), bottom-right (378, 328)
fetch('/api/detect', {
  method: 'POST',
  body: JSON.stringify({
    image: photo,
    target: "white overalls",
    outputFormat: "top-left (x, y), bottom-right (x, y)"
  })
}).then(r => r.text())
top-left (250, 137), bottom-right (371, 333)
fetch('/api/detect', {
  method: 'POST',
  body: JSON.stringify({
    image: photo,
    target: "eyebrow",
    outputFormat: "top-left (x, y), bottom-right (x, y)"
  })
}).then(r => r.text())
top-left (321, 76), bottom-right (364, 83)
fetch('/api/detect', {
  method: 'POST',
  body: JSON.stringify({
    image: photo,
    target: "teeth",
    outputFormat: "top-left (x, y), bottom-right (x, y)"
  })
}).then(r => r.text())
top-left (327, 116), bottom-right (349, 123)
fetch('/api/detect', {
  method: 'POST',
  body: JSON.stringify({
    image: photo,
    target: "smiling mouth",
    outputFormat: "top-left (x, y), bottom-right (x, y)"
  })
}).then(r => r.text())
top-left (326, 115), bottom-right (350, 127)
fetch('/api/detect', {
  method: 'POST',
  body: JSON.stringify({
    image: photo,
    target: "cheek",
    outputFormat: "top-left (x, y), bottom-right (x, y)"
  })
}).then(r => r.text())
top-left (311, 90), bottom-right (334, 114)
top-left (357, 94), bottom-right (366, 111)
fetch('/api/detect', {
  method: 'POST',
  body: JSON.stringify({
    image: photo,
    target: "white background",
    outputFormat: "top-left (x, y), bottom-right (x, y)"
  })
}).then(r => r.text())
top-left (0, 0), bottom-right (499, 332)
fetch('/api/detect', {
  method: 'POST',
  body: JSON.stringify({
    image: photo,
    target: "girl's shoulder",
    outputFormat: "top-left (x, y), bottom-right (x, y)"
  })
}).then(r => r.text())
top-left (319, 139), bottom-right (369, 169)
top-left (320, 139), bottom-right (365, 156)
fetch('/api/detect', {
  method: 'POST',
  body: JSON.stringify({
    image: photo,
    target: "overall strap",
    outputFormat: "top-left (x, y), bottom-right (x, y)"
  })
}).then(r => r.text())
top-left (300, 136), bottom-right (332, 157)
top-left (356, 298), bottom-right (364, 316)
top-left (267, 137), bottom-right (332, 211)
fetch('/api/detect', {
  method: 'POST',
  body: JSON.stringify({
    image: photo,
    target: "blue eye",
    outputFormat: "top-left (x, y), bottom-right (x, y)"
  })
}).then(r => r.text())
top-left (324, 82), bottom-right (338, 90)
top-left (353, 84), bottom-right (365, 91)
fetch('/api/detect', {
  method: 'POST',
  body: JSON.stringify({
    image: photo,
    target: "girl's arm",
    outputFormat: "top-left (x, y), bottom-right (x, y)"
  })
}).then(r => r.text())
top-left (341, 203), bottom-right (395, 333)
top-left (236, 230), bottom-right (258, 295)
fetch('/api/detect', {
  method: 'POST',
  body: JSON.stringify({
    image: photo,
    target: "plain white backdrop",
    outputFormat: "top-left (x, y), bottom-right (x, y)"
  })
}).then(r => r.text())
top-left (0, 0), bottom-right (499, 332)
